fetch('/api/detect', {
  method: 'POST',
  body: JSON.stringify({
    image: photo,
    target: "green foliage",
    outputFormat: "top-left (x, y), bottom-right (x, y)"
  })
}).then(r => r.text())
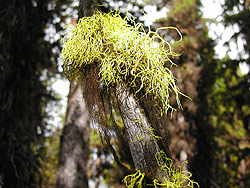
top-left (61, 10), bottom-right (188, 115)
top-left (208, 57), bottom-right (250, 187)
top-left (41, 128), bottom-right (61, 188)
top-left (170, 0), bottom-right (196, 15)
top-left (207, 3), bottom-right (250, 186)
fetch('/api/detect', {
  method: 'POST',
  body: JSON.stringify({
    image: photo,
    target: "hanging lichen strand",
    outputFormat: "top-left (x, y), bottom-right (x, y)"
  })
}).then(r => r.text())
top-left (61, 10), bottom-right (188, 115)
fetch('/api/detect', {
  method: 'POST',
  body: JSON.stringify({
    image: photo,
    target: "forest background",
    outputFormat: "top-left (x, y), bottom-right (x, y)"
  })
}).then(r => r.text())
top-left (0, 0), bottom-right (249, 188)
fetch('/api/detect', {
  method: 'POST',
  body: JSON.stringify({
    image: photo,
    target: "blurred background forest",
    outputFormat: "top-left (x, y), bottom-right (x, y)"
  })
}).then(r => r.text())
top-left (0, 0), bottom-right (249, 188)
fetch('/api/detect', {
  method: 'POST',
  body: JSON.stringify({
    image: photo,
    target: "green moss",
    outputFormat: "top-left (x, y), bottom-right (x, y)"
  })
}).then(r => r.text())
top-left (61, 10), bottom-right (189, 115)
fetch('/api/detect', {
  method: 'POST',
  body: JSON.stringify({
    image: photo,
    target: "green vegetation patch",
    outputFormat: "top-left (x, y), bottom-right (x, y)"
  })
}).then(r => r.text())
top-left (61, 10), bottom-right (186, 114)
top-left (123, 151), bottom-right (199, 188)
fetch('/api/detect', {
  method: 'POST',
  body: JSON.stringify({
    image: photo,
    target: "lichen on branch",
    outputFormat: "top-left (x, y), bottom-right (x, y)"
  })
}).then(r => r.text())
top-left (60, 10), bottom-right (199, 187)
top-left (61, 10), bottom-right (188, 115)
top-left (123, 151), bottom-right (199, 188)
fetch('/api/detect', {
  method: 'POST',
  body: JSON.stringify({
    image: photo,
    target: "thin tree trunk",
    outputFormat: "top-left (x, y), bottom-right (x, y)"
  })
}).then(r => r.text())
top-left (56, 1), bottom-right (98, 188)
top-left (116, 82), bottom-right (168, 182)
top-left (56, 83), bottom-right (90, 188)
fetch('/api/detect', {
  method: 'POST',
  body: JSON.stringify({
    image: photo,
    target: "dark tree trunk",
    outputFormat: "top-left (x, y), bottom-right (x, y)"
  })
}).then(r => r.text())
top-left (56, 1), bottom-right (97, 188)
top-left (0, 1), bottom-right (56, 187)
top-left (56, 83), bottom-right (90, 188)
top-left (78, 0), bottom-right (97, 18)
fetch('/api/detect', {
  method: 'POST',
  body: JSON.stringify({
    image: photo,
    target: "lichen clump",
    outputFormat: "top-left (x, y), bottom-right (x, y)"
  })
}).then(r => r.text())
top-left (61, 10), bottom-right (185, 114)
top-left (123, 151), bottom-right (199, 188)
top-left (153, 151), bottom-right (199, 187)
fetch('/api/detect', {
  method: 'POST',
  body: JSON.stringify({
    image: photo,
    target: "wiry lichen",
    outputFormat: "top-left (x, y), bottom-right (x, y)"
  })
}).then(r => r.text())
top-left (123, 151), bottom-right (199, 188)
top-left (123, 169), bottom-right (145, 188)
top-left (153, 151), bottom-right (199, 188)
top-left (61, 10), bottom-right (198, 187)
top-left (61, 10), bottom-right (189, 115)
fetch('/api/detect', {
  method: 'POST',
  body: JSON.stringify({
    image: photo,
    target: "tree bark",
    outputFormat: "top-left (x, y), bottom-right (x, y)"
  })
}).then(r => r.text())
top-left (56, 1), bottom-right (98, 188)
top-left (116, 82), bottom-right (168, 182)
top-left (56, 83), bottom-right (90, 188)
top-left (78, 0), bottom-right (97, 18)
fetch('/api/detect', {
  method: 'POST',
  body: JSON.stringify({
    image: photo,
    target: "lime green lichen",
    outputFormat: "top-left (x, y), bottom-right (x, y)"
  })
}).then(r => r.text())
top-left (61, 10), bottom-right (188, 114)
top-left (61, 10), bottom-right (198, 187)
top-left (153, 151), bottom-right (199, 188)
top-left (149, 127), bottom-right (162, 141)
top-left (123, 151), bottom-right (199, 188)
top-left (123, 169), bottom-right (145, 188)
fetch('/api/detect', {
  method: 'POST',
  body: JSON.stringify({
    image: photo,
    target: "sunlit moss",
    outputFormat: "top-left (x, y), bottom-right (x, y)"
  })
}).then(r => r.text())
top-left (61, 10), bottom-right (189, 115)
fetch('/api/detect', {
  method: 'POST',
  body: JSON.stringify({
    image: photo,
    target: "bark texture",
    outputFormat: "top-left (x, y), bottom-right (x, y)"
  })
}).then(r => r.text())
top-left (78, 0), bottom-right (97, 18)
top-left (56, 83), bottom-right (90, 188)
top-left (56, 1), bottom-right (98, 187)
top-left (116, 83), bottom-right (168, 181)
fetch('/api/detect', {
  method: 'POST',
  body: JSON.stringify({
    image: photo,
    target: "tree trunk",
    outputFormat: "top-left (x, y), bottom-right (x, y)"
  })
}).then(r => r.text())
top-left (115, 82), bottom-right (168, 182)
top-left (56, 83), bottom-right (90, 188)
top-left (78, 0), bottom-right (97, 18)
top-left (56, 1), bottom-right (98, 188)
